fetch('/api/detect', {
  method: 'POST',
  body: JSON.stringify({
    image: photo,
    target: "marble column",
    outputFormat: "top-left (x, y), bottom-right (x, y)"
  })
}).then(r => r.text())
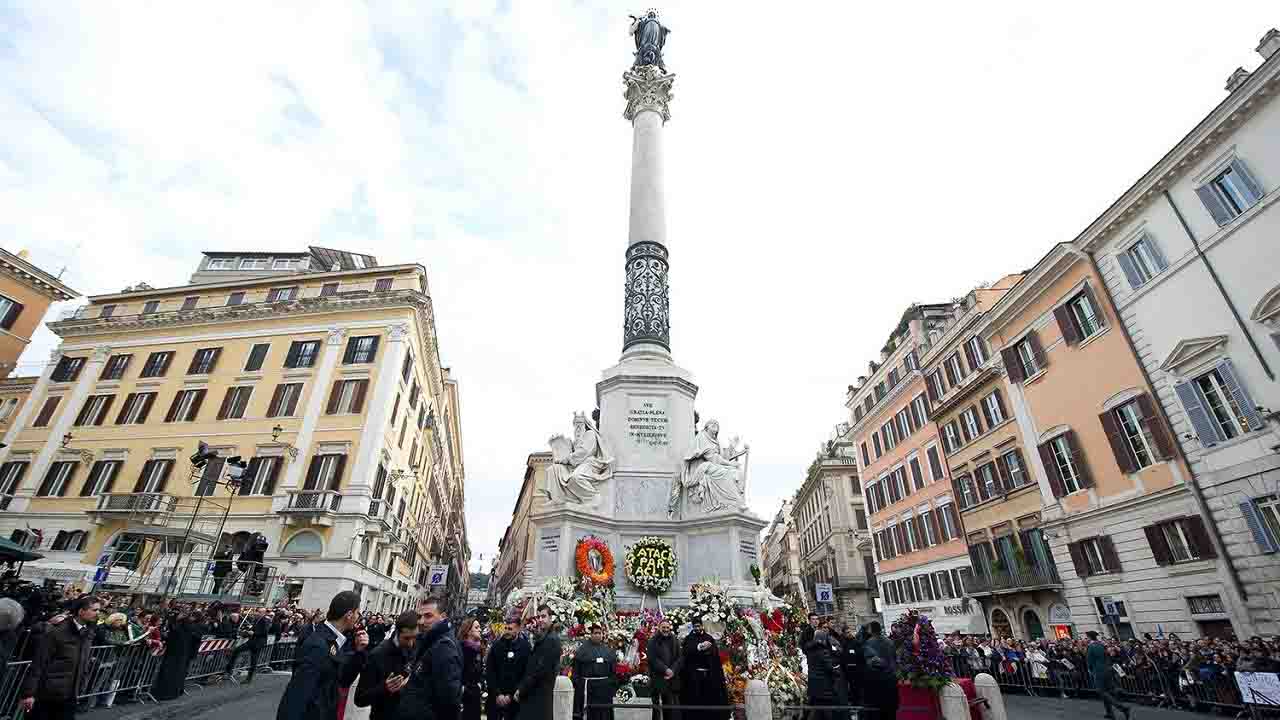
top-left (347, 322), bottom-right (410, 496)
top-left (0, 351), bottom-right (61, 465)
top-left (12, 346), bottom-right (112, 512)
top-left (621, 65), bottom-right (676, 363)
top-left (276, 327), bottom-right (347, 497)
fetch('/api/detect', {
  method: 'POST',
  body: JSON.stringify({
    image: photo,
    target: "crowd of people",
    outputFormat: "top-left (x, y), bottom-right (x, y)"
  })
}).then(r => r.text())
top-left (941, 630), bottom-right (1280, 712)
top-left (6, 581), bottom-right (1280, 720)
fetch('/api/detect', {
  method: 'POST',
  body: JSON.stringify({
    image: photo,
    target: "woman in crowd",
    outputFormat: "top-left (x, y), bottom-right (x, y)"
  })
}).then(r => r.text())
top-left (459, 617), bottom-right (485, 720)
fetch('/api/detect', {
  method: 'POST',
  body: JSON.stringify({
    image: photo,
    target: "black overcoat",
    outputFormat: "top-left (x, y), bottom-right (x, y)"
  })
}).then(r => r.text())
top-left (276, 623), bottom-right (366, 720)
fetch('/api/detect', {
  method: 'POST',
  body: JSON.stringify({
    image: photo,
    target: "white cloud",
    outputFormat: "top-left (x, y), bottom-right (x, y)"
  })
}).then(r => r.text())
top-left (2, 0), bottom-right (1276, 573)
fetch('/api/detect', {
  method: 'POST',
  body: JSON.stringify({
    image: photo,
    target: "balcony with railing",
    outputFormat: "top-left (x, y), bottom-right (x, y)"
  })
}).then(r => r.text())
top-left (965, 564), bottom-right (1062, 596)
top-left (87, 493), bottom-right (178, 525)
top-left (278, 490), bottom-right (341, 524)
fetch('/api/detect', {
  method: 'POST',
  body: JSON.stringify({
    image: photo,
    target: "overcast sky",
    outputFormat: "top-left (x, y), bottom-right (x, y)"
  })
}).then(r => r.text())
top-left (2, 2), bottom-right (1277, 573)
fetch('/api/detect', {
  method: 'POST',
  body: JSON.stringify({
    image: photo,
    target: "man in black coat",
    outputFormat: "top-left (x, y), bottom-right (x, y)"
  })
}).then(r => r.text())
top-left (646, 619), bottom-right (679, 720)
top-left (838, 624), bottom-right (864, 707)
top-left (211, 545), bottom-right (234, 594)
top-left (225, 607), bottom-right (272, 683)
top-left (805, 630), bottom-right (847, 720)
top-left (515, 604), bottom-right (563, 720)
top-left (276, 591), bottom-right (369, 720)
top-left (861, 622), bottom-right (898, 720)
top-left (674, 618), bottom-right (729, 720)
top-left (18, 595), bottom-right (99, 720)
top-left (355, 610), bottom-right (419, 720)
top-left (396, 596), bottom-right (462, 720)
top-left (486, 618), bottom-right (532, 720)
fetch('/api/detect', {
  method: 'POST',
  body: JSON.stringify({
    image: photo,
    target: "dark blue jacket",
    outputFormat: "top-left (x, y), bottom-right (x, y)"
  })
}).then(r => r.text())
top-left (398, 620), bottom-right (463, 720)
top-left (276, 623), bottom-right (366, 720)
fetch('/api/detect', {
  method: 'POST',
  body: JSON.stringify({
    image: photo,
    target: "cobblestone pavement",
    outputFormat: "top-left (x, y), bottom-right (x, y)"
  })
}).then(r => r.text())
top-left (1005, 694), bottom-right (1236, 720)
top-left (81, 673), bottom-right (291, 720)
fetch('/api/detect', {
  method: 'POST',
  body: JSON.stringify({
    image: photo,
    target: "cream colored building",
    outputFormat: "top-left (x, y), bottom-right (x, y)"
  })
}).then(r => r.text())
top-left (794, 437), bottom-right (877, 626)
top-left (0, 248), bottom-right (78, 381)
top-left (0, 248), bottom-right (469, 613)
top-left (491, 452), bottom-right (550, 605)
top-left (761, 500), bottom-right (802, 600)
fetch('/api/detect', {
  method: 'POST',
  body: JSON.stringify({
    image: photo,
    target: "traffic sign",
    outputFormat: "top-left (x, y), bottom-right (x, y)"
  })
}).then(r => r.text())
top-left (429, 564), bottom-right (449, 586)
top-left (815, 583), bottom-right (833, 603)
top-left (93, 567), bottom-right (109, 583)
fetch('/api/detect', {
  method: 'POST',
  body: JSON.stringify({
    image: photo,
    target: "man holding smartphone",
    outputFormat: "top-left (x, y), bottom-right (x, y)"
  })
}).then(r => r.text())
top-left (355, 610), bottom-right (420, 720)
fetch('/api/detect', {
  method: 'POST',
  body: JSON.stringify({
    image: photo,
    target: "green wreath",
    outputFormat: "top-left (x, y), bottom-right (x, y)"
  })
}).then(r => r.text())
top-left (624, 536), bottom-right (677, 595)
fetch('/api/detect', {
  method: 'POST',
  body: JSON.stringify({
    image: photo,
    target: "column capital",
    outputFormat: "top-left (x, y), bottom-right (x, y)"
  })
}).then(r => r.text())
top-left (387, 322), bottom-right (412, 342)
top-left (326, 326), bottom-right (348, 346)
top-left (623, 66), bottom-right (675, 123)
top-left (91, 345), bottom-right (114, 362)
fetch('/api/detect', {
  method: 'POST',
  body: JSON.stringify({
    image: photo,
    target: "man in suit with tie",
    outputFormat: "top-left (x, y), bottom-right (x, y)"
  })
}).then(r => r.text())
top-left (277, 590), bottom-right (369, 720)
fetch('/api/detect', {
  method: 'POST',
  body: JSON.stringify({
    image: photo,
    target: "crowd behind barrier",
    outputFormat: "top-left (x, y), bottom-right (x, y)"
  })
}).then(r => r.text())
top-left (0, 635), bottom-right (298, 718)
top-left (942, 633), bottom-right (1280, 716)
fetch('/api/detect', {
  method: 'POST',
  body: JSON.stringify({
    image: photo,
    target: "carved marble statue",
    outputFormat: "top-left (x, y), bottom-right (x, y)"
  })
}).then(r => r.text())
top-left (629, 9), bottom-right (670, 70)
top-left (669, 419), bottom-right (745, 517)
top-left (543, 412), bottom-right (614, 507)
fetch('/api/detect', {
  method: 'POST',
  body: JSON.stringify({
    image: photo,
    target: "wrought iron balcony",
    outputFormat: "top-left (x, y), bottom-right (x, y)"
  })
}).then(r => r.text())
top-left (280, 490), bottom-right (341, 513)
top-left (89, 492), bottom-right (178, 514)
top-left (965, 565), bottom-right (1062, 596)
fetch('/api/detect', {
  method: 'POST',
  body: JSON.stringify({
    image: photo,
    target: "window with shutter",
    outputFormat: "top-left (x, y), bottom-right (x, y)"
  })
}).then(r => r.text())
top-left (1241, 496), bottom-right (1279, 553)
top-left (187, 348), bottom-right (221, 375)
top-left (909, 457), bottom-right (925, 491)
top-left (100, 354), bottom-right (132, 380)
top-left (1197, 159), bottom-right (1264, 225)
top-left (0, 296), bottom-right (23, 330)
top-left (244, 343), bottom-right (270, 372)
top-left (140, 351), bottom-right (173, 378)
top-left (51, 357), bottom-right (86, 382)
top-left (181, 296), bottom-right (199, 311)
top-left (33, 397), bottom-right (61, 427)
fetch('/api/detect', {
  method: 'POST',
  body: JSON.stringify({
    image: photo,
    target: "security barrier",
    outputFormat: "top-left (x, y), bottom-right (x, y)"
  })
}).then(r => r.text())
top-left (946, 652), bottom-right (1271, 715)
top-left (0, 636), bottom-right (298, 717)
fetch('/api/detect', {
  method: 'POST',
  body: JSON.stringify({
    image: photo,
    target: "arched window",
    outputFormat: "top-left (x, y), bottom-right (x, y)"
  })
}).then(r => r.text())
top-left (281, 531), bottom-right (322, 557)
top-left (991, 608), bottom-right (1013, 639)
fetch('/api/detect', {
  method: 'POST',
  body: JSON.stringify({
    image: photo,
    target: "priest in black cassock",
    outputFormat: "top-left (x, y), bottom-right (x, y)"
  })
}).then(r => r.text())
top-left (572, 624), bottom-right (616, 720)
top-left (674, 618), bottom-right (729, 720)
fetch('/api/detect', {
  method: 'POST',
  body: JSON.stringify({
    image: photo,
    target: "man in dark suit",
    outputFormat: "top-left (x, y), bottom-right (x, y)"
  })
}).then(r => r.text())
top-left (211, 545), bottom-right (234, 594)
top-left (646, 619), bottom-right (679, 720)
top-left (225, 607), bottom-right (271, 683)
top-left (486, 618), bottom-right (531, 720)
top-left (18, 595), bottom-right (98, 720)
top-left (355, 610), bottom-right (418, 720)
top-left (514, 604), bottom-right (562, 720)
top-left (276, 591), bottom-right (368, 720)
top-left (396, 597), bottom-right (462, 720)
top-left (674, 618), bottom-right (729, 720)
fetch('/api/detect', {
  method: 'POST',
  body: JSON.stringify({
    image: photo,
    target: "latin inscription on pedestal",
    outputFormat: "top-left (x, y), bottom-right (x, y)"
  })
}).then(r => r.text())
top-left (626, 397), bottom-right (670, 449)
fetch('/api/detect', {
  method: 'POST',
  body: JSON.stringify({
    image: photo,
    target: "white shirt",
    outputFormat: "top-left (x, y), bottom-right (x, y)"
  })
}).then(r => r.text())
top-left (326, 621), bottom-right (346, 649)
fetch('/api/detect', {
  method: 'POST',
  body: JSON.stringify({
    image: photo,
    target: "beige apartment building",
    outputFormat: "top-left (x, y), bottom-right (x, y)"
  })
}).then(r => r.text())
top-left (983, 243), bottom-right (1235, 638)
top-left (922, 275), bottom-right (1069, 640)
top-left (0, 248), bottom-right (470, 613)
top-left (761, 500), bottom-right (802, 600)
top-left (848, 303), bottom-right (985, 634)
top-left (491, 452), bottom-right (551, 605)
top-left (793, 438), bottom-right (876, 626)
top-left (0, 248), bottom-right (78, 381)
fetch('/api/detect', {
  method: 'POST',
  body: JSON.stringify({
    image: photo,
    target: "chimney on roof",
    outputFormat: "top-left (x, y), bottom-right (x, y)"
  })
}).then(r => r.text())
top-left (1258, 28), bottom-right (1280, 59)
top-left (1225, 67), bottom-right (1252, 93)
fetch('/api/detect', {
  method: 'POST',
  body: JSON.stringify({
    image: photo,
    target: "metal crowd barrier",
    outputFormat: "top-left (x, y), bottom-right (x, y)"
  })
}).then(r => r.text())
top-left (0, 636), bottom-right (299, 717)
top-left (946, 652), bottom-right (1263, 715)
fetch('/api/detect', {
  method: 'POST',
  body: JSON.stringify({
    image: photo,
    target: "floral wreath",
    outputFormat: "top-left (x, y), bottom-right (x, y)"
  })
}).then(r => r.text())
top-left (575, 535), bottom-right (615, 587)
top-left (624, 536), bottom-right (677, 595)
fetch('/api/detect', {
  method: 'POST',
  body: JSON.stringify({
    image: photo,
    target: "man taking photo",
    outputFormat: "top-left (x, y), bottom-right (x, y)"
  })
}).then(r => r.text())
top-left (355, 610), bottom-right (419, 720)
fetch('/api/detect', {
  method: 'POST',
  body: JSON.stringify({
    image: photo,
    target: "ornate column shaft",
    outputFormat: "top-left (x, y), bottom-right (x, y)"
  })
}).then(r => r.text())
top-left (622, 65), bottom-right (675, 360)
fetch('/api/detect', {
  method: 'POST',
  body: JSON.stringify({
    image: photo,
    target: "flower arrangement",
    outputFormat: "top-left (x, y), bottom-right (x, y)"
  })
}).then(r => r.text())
top-left (890, 609), bottom-right (953, 690)
top-left (575, 535), bottom-right (615, 589)
top-left (623, 536), bottom-right (677, 594)
top-left (575, 598), bottom-right (605, 625)
top-left (688, 582), bottom-right (734, 632)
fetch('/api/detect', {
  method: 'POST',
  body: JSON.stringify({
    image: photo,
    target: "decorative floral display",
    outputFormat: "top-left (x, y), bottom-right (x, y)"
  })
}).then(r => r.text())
top-left (890, 609), bottom-right (953, 690)
top-left (575, 535), bottom-right (616, 588)
top-left (623, 536), bottom-right (677, 594)
top-left (502, 573), bottom-right (952, 707)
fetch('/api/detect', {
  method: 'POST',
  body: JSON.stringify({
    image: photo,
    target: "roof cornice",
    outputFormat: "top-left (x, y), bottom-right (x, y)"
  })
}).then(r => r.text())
top-left (46, 289), bottom-right (432, 339)
top-left (1075, 51), bottom-right (1280, 252)
top-left (0, 250), bottom-right (78, 301)
top-left (88, 263), bottom-right (426, 302)
top-left (980, 244), bottom-right (1083, 336)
